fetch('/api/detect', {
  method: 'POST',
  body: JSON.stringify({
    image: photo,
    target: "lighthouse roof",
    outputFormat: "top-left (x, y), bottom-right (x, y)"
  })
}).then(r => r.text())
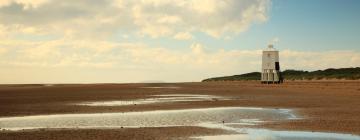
top-left (264, 44), bottom-right (278, 51)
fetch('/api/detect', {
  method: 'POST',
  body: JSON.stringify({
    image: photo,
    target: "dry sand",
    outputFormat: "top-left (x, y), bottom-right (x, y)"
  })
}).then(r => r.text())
top-left (0, 81), bottom-right (359, 139)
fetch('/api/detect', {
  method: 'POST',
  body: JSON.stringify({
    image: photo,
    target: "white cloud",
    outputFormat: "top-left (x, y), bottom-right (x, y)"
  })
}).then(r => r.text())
top-left (0, 24), bottom-right (8, 38)
top-left (190, 43), bottom-right (205, 55)
top-left (0, 0), bottom-right (49, 9)
top-left (1, 37), bottom-right (360, 83)
top-left (1, 36), bottom-right (360, 71)
top-left (126, 0), bottom-right (271, 38)
top-left (189, 0), bottom-right (220, 14)
top-left (174, 32), bottom-right (193, 40)
top-left (281, 50), bottom-right (360, 71)
top-left (0, 0), bottom-right (270, 40)
top-left (20, 44), bottom-right (59, 59)
top-left (0, 38), bottom-right (119, 68)
top-left (0, 47), bottom-right (8, 55)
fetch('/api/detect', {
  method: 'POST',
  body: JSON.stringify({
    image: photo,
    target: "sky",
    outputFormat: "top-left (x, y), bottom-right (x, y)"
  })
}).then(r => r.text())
top-left (0, 0), bottom-right (359, 84)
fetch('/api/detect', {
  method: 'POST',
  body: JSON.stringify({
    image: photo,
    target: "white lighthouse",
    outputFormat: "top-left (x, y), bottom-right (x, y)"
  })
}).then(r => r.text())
top-left (261, 44), bottom-right (283, 84)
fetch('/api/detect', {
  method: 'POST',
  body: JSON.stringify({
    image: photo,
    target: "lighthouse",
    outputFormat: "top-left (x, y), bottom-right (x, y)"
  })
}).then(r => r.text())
top-left (261, 44), bottom-right (283, 84)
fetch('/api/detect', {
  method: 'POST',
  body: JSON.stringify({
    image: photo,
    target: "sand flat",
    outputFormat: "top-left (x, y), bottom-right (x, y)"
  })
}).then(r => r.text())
top-left (0, 81), bottom-right (360, 139)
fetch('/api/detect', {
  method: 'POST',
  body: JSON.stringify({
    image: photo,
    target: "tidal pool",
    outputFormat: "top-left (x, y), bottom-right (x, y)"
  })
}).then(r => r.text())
top-left (195, 123), bottom-right (360, 140)
top-left (0, 107), bottom-right (359, 140)
top-left (0, 107), bottom-right (293, 131)
top-left (193, 130), bottom-right (360, 140)
top-left (76, 94), bottom-right (230, 106)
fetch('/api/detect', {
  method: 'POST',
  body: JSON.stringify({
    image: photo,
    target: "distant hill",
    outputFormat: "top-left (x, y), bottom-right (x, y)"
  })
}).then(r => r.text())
top-left (202, 67), bottom-right (360, 82)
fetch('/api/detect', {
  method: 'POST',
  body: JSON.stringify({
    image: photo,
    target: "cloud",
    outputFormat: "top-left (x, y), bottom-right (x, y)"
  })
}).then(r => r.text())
top-left (0, 0), bottom-right (272, 69)
top-left (281, 50), bottom-right (360, 71)
top-left (0, 38), bottom-right (119, 68)
top-left (0, 47), bottom-right (8, 55)
top-left (0, 0), bottom-right (270, 40)
top-left (124, 0), bottom-right (271, 38)
top-left (1, 37), bottom-right (360, 83)
top-left (6, 38), bottom-right (360, 73)
top-left (174, 32), bottom-right (193, 40)
top-left (0, 0), bottom-right (49, 9)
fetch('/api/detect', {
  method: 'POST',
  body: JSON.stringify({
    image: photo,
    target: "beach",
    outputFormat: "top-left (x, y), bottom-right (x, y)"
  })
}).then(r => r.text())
top-left (0, 81), bottom-right (360, 139)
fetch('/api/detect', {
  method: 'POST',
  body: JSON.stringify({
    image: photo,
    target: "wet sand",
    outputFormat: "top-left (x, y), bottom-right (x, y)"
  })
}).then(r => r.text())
top-left (0, 126), bottom-right (229, 140)
top-left (0, 81), bottom-right (360, 139)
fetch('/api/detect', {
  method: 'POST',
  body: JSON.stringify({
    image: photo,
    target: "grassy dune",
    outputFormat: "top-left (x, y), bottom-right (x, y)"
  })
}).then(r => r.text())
top-left (202, 67), bottom-right (360, 82)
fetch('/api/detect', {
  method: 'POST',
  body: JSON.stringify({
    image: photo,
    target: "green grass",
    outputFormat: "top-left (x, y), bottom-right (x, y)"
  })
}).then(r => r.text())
top-left (202, 67), bottom-right (360, 82)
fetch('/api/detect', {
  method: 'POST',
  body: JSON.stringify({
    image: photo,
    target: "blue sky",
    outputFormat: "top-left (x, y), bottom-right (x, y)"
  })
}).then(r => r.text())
top-left (190, 0), bottom-right (360, 51)
top-left (0, 0), bottom-right (359, 83)
top-left (268, 0), bottom-right (360, 51)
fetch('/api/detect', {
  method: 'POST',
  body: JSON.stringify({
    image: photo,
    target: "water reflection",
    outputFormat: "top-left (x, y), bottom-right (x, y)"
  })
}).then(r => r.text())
top-left (1, 107), bottom-right (358, 140)
top-left (0, 107), bottom-right (292, 131)
top-left (76, 94), bottom-right (230, 106)
top-left (193, 129), bottom-right (360, 140)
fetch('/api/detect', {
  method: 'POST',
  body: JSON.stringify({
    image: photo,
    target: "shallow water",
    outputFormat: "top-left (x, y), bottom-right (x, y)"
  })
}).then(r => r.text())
top-left (0, 107), bottom-right (292, 131)
top-left (76, 94), bottom-right (229, 106)
top-left (196, 123), bottom-right (360, 140)
top-left (193, 130), bottom-right (360, 140)
top-left (0, 107), bottom-right (359, 140)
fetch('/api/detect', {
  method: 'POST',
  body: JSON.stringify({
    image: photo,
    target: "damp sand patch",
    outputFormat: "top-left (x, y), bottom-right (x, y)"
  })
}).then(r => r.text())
top-left (140, 86), bottom-right (180, 89)
top-left (0, 107), bottom-right (294, 131)
top-left (75, 94), bottom-right (232, 106)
